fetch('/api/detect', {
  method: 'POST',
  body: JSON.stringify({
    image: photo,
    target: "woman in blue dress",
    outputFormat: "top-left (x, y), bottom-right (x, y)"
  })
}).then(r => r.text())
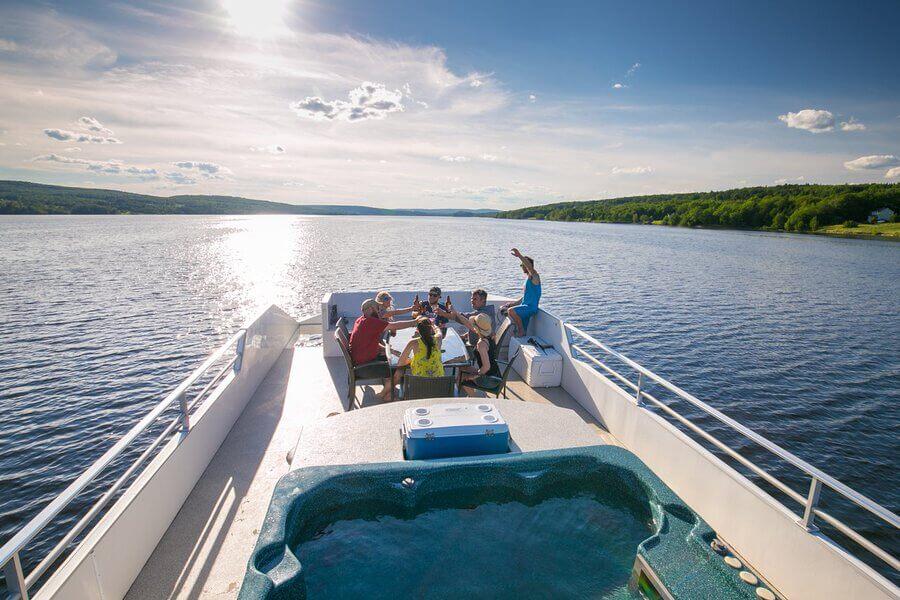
top-left (503, 248), bottom-right (541, 337)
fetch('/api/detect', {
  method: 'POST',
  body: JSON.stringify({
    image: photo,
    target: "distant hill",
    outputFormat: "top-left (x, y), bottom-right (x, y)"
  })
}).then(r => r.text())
top-left (495, 183), bottom-right (900, 232)
top-left (0, 181), bottom-right (499, 217)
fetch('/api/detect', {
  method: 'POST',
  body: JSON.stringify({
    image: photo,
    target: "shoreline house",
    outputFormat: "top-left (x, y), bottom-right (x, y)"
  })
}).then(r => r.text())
top-left (869, 207), bottom-right (895, 223)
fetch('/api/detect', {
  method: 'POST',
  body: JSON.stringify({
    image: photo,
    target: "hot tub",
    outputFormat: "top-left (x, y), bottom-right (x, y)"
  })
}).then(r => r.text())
top-left (240, 446), bottom-right (758, 599)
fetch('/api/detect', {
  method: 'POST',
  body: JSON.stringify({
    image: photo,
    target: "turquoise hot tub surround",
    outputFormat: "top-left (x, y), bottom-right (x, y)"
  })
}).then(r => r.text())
top-left (240, 446), bottom-right (760, 599)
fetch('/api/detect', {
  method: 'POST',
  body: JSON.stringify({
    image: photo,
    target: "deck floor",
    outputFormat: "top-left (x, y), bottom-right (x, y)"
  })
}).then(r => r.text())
top-left (125, 335), bottom-right (617, 599)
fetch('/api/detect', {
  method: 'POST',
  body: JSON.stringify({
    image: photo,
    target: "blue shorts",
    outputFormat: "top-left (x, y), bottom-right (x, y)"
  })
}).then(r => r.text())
top-left (509, 304), bottom-right (537, 329)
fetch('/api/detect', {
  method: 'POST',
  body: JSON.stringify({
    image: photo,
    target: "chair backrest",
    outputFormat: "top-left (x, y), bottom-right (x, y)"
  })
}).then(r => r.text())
top-left (498, 348), bottom-right (520, 388)
top-left (402, 374), bottom-right (455, 400)
top-left (492, 317), bottom-right (513, 357)
top-left (336, 316), bottom-right (350, 341)
top-left (334, 329), bottom-right (354, 371)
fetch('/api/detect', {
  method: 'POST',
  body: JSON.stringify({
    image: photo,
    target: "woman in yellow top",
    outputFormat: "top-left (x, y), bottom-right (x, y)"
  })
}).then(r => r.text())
top-left (390, 317), bottom-right (443, 393)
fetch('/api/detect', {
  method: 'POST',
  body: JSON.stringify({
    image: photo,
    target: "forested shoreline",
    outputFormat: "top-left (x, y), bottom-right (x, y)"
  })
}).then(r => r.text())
top-left (495, 184), bottom-right (899, 232)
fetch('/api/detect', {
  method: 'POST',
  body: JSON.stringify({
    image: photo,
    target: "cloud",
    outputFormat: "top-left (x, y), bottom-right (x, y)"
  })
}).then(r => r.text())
top-left (481, 154), bottom-right (498, 161)
top-left (839, 118), bottom-right (866, 132)
top-left (32, 154), bottom-right (157, 178)
top-left (778, 109), bottom-right (835, 133)
top-left (626, 62), bottom-right (641, 76)
top-left (250, 144), bottom-right (285, 154)
top-left (843, 155), bottom-right (899, 170)
top-left (885, 167), bottom-right (900, 179)
top-left (290, 82), bottom-right (404, 122)
top-left (173, 160), bottom-right (230, 178)
top-left (77, 116), bottom-right (114, 135)
top-left (164, 171), bottom-right (196, 185)
top-left (0, 38), bottom-right (18, 52)
top-left (612, 83), bottom-right (626, 89)
top-left (469, 79), bottom-right (483, 88)
top-left (528, 94), bottom-right (536, 103)
top-left (43, 129), bottom-right (121, 144)
top-left (774, 176), bottom-right (805, 184)
top-left (611, 165), bottom-right (653, 175)
top-left (439, 155), bottom-right (470, 162)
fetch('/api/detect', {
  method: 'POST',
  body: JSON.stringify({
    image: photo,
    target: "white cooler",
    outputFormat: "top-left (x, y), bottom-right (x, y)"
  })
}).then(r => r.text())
top-left (510, 336), bottom-right (563, 387)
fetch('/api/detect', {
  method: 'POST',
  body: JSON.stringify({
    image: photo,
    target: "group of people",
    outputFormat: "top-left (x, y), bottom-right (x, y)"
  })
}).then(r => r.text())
top-left (347, 248), bottom-right (542, 400)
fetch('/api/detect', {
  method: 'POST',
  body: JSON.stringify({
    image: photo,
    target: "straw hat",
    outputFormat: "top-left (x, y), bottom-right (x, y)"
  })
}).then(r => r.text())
top-left (375, 290), bottom-right (392, 304)
top-left (469, 313), bottom-right (492, 337)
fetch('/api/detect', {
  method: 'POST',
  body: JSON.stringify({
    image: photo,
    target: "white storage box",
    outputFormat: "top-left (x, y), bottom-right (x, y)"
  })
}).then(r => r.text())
top-left (402, 403), bottom-right (509, 459)
top-left (510, 336), bottom-right (563, 388)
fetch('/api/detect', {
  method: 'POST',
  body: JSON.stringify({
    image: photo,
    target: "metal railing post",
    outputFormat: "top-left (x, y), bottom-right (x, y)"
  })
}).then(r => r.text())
top-left (233, 330), bottom-right (246, 373)
top-left (3, 551), bottom-right (29, 600)
top-left (801, 477), bottom-right (822, 531)
top-left (177, 391), bottom-right (190, 431)
top-left (634, 372), bottom-right (644, 406)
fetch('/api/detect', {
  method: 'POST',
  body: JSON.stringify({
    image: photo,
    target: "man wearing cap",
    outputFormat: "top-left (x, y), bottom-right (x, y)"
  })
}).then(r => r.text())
top-left (416, 286), bottom-right (450, 327)
top-left (349, 298), bottom-right (418, 399)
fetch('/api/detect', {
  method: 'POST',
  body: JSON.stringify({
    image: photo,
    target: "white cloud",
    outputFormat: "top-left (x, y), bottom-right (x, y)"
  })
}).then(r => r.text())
top-left (250, 144), bottom-right (285, 154)
top-left (469, 79), bottom-right (483, 88)
top-left (778, 109), bottom-right (835, 133)
top-left (885, 167), bottom-right (900, 179)
top-left (774, 176), bottom-right (805, 184)
top-left (290, 82), bottom-right (404, 122)
top-left (173, 160), bottom-right (230, 178)
top-left (481, 154), bottom-right (498, 161)
top-left (626, 62), bottom-right (641, 76)
top-left (165, 171), bottom-right (196, 185)
top-left (612, 83), bottom-right (626, 89)
top-left (843, 155), bottom-right (899, 170)
top-left (839, 118), bottom-right (866, 132)
top-left (528, 94), bottom-right (536, 103)
top-left (43, 129), bottom-right (121, 143)
top-left (31, 153), bottom-right (157, 178)
top-left (64, 147), bottom-right (82, 152)
top-left (611, 165), bottom-right (653, 175)
top-left (77, 116), bottom-right (113, 135)
top-left (440, 155), bottom-right (470, 163)
top-left (0, 38), bottom-right (17, 52)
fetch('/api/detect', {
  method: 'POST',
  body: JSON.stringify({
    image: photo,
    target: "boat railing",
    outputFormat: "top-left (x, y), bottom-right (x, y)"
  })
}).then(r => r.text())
top-left (0, 328), bottom-right (248, 600)
top-left (565, 322), bottom-right (899, 572)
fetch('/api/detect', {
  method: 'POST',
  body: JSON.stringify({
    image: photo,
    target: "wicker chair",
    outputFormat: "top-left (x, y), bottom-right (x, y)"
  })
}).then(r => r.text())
top-left (334, 329), bottom-right (392, 409)
top-left (402, 374), bottom-right (455, 400)
top-left (463, 349), bottom-right (520, 399)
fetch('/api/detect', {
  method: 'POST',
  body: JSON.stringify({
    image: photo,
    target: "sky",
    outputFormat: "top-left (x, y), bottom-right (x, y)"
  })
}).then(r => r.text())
top-left (0, 0), bottom-right (898, 209)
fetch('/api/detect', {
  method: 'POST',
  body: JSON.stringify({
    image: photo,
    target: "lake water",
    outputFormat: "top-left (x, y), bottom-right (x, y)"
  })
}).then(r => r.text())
top-left (0, 215), bottom-right (898, 584)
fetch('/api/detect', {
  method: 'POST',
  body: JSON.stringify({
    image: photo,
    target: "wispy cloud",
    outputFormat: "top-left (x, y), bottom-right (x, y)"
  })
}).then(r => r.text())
top-left (32, 153), bottom-right (156, 178)
top-left (885, 167), bottom-right (900, 179)
top-left (439, 155), bottom-right (470, 163)
top-left (839, 118), bottom-right (866, 132)
top-left (250, 144), bottom-right (285, 154)
top-left (611, 165), bottom-right (653, 175)
top-left (843, 155), bottom-right (899, 170)
top-left (43, 129), bottom-right (121, 144)
top-left (173, 160), bottom-right (230, 178)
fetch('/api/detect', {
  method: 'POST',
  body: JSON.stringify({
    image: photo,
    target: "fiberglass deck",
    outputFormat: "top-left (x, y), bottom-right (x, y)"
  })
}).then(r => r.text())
top-left (125, 335), bottom-right (618, 599)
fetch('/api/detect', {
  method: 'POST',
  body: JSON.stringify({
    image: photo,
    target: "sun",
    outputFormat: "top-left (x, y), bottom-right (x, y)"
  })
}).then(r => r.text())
top-left (222, 0), bottom-right (291, 39)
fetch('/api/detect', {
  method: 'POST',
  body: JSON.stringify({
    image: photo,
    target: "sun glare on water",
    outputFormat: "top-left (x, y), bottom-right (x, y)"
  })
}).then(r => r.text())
top-left (222, 0), bottom-right (291, 38)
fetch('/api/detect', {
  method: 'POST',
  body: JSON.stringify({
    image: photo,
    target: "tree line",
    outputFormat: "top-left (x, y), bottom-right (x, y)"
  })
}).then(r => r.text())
top-left (495, 184), bottom-right (900, 232)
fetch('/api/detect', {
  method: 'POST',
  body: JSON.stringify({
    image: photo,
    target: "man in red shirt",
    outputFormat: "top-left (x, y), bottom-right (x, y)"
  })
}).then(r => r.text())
top-left (349, 298), bottom-right (418, 399)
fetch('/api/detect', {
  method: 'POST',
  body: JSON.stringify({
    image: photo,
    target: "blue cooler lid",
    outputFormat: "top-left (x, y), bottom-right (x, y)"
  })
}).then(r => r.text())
top-left (403, 403), bottom-right (508, 439)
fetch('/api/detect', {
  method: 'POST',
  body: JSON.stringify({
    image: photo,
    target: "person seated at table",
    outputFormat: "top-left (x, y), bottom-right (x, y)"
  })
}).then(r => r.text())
top-left (459, 313), bottom-right (501, 396)
top-left (349, 298), bottom-right (417, 399)
top-left (501, 248), bottom-right (541, 337)
top-left (389, 317), bottom-right (444, 392)
top-left (374, 290), bottom-right (421, 321)
top-left (445, 288), bottom-right (495, 344)
top-left (415, 286), bottom-right (449, 327)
